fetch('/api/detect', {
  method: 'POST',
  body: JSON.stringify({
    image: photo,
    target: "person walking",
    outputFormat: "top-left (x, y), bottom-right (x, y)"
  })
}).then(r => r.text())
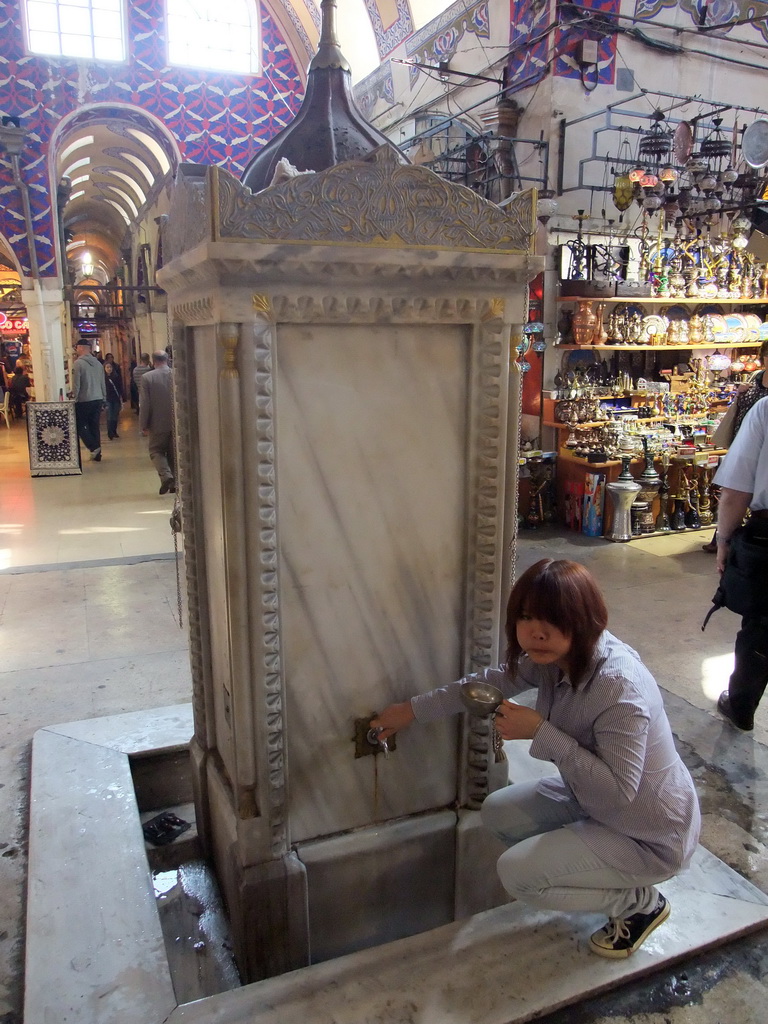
top-left (132, 353), bottom-right (151, 415)
top-left (703, 340), bottom-right (768, 552)
top-left (103, 353), bottom-right (123, 398)
top-left (372, 558), bottom-right (700, 959)
top-left (712, 397), bottom-right (768, 731)
top-left (139, 350), bottom-right (175, 494)
top-left (104, 361), bottom-right (123, 439)
top-left (72, 338), bottom-right (106, 461)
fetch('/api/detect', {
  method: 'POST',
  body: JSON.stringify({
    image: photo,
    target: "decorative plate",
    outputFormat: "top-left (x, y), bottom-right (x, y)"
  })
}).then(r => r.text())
top-left (659, 304), bottom-right (688, 321)
top-left (614, 302), bottom-right (644, 318)
top-left (744, 313), bottom-right (761, 340)
top-left (742, 118), bottom-right (768, 169)
top-left (706, 314), bottom-right (727, 334)
top-left (641, 313), bottom-right (669, 341)
top-left (696, 303), bottom-right (723, 316)
top-left (725, 315), bottom-right (745, 343)
top-left (673, 122), bottom-right (693, 164)
top-left (759, 322), bottom-right (768, 340)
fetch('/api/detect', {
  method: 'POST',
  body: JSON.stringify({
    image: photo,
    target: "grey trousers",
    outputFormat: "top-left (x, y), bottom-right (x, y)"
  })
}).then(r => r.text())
top-left (481, 779), bottom-right (669, 919)
top-left (148, 429), bottom-right (175, 483)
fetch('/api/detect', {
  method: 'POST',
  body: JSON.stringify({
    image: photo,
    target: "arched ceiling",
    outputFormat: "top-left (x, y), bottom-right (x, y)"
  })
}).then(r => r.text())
top-left (55, 114), bottom-right (178, 286)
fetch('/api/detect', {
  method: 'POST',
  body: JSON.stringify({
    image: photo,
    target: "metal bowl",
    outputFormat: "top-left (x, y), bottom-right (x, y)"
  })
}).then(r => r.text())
top-left (459, 680), bottom-right (504, 716)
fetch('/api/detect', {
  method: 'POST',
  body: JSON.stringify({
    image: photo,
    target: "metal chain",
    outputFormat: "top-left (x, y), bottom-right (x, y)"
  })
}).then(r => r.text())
top-left (166, 308), bottom-right (184, 630)
top-left (172, 495), bottom-right (183, 629)
top-left (508, 269), bottom-right (530, 591)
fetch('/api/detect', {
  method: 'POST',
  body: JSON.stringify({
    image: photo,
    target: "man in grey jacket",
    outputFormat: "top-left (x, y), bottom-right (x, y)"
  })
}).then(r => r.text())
top-left (72, 338), bottom-right (106, 461)
top-left (139, 350), bottom-right (175, 494)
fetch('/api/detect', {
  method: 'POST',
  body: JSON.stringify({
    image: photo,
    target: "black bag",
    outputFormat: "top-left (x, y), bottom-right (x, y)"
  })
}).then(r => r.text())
top-left (702, 520), bottom-right (768, 630)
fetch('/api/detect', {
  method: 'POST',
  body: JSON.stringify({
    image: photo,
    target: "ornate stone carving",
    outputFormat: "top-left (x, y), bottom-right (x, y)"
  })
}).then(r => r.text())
top-left (463, 316), bottom-right (508, 809)
top-left (171, 327), bottom-right (210, 749)
top-left (250, 321), bottom-right (289, 858)
top-left (171, 297), bottom-right (213, 325)
top-left (165, 164), bottom-right (210, 263)
top-left (217, 149), bottom-right (535, 254)
top-left (267, 294), bottom-right (505, 325)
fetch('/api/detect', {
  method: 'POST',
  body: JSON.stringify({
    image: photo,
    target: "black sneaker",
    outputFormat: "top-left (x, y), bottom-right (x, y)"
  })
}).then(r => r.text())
top-left (91, 448), bottom-right (102, 462)
top-left (717, 692), bottom-right (754, 732)
top-left (159, 478), bottom-right (175, 495)
top-left (590, 894), bottom-right (670, 958)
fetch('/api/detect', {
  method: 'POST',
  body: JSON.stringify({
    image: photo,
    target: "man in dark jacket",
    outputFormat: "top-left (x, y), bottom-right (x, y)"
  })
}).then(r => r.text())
top-left (72, 338), bottom-right (106, 461)
top-left (139, 350), bottom-right (175, 493)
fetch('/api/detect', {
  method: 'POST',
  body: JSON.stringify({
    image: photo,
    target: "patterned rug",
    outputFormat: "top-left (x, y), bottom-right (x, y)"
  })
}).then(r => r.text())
top-left (27, 401), bottom-right (82, 476)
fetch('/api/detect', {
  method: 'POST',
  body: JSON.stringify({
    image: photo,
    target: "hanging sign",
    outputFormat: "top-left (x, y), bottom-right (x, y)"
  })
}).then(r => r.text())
top-left (0, 312), bottom-right (28, 332)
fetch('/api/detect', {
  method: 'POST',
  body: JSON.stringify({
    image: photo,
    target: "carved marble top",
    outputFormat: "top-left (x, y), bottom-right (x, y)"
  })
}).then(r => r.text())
top-left (164, 147), bottom-right (536, 263)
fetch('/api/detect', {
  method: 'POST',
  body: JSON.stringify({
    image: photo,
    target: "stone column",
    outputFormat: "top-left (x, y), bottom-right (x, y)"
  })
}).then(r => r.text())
top-left (21, 279), bottom-right (68, 401)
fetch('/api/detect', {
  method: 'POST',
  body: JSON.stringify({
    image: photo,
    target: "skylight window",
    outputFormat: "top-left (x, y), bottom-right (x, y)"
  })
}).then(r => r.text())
top-left (25, 0), bottom-right (126, 62)
top-left (166, 0), bottom-right (259, 75)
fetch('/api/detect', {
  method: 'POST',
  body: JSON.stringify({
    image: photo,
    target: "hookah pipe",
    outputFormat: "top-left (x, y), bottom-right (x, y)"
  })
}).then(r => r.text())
top-left (684, 467), bottom-right (701, 529)
top-left (566, 210), bottom-right (590, 280)
top-left (698, 465), bottom-right (714, 526)
top-left (670, 465), bottom-right (689, 531)
top-left (655, 451), bottom-right (671, 532)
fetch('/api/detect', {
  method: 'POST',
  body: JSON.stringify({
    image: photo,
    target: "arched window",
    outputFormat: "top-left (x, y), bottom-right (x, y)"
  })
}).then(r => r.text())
top-left (166, 0), bottom-right (260, 75)
top-left (25, 0), bottom-right (126, 61)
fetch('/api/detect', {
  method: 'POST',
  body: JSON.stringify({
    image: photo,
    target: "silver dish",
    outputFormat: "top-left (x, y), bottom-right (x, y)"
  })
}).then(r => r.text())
top-left (459, 680), bottom-right (504, 716)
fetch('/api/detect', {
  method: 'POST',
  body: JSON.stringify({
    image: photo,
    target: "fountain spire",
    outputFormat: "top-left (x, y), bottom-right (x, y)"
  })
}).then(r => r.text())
top-left (309, 0), bottom-right (350, 72)
top-left (241, 0), bottom-right (405, 192)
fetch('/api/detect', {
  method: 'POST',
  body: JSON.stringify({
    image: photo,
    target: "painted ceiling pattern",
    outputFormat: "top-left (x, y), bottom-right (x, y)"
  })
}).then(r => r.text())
top-left (634, 0), bottom-right (768, 41)
top-left (405, 0), bottom-right (489, 85)
top-left (0, 0), bottom-right (302, 278)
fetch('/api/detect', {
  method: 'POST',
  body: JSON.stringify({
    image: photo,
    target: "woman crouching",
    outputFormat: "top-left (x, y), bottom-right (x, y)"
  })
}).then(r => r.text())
top-left (371, 558), bottom-right (700, 958)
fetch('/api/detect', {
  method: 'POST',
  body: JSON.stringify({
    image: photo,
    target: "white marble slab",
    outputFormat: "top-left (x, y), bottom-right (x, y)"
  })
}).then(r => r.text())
top-left (45, 702), bottom-right (193, 754)
top-left (276, 325), bottom-right (469, 841)
top-left (25, 728), bottom-right (176, 1024)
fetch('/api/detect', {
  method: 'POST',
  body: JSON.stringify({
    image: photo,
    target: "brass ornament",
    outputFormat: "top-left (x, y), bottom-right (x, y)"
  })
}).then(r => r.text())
top-left (218, 324), bottom-right (239, 379)
top-left (218, 152), bottom-right (535, 254)
top-left (482, 298), bottom-right (505, 322)
top-left (253, 294), bottom-right (274, 319)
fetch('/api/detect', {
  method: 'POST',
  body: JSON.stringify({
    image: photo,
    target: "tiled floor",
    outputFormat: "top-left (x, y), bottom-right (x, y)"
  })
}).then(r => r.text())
top-left (1, 432), bottom-right (767, 1023)
top-left (0, 406), bottom-right (176, 570)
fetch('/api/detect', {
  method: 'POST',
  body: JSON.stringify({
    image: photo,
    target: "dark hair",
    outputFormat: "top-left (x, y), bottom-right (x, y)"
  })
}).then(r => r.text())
top-left (760, 340), bottom-right (768, 362)
top-left (505, 559), bottom-right (608, 684)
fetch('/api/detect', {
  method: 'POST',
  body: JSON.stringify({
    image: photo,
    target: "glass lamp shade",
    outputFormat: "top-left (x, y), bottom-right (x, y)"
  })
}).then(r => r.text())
top-left (686, 157), bottom-right (706, 177)
top-left (643, 194), bottom-right (663, 210)
top-left (722, 166), bottom-right (739, 184)
top-left (536, 196), bottom-right (558, 220)
top-left (640, 173), bottom-right (658, 188)
top-left (628, 168), bottom-right (645, 183)
top-left (733, 215), bottom-right (752, 234)
top-left (660, 166), bottom-right (678, 182)
top-left (707, 351), bottom-right (732, 370)
top-left (699, 174), bottom-right (717, 191)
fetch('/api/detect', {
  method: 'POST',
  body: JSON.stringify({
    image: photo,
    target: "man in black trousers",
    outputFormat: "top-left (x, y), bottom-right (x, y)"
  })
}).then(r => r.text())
top-left (72, 338), bottom-right (106, 461)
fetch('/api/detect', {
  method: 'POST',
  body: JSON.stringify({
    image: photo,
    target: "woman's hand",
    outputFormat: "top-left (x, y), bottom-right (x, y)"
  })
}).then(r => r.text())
top-left (369, 701), bottom-right (415, 742)
top-left (493, 700), bottom-right (544, 741)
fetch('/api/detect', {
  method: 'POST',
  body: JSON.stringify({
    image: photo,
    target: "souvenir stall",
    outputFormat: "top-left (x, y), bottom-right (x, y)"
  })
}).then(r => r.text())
top-left (542, 100), bottom-right (768, 540)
